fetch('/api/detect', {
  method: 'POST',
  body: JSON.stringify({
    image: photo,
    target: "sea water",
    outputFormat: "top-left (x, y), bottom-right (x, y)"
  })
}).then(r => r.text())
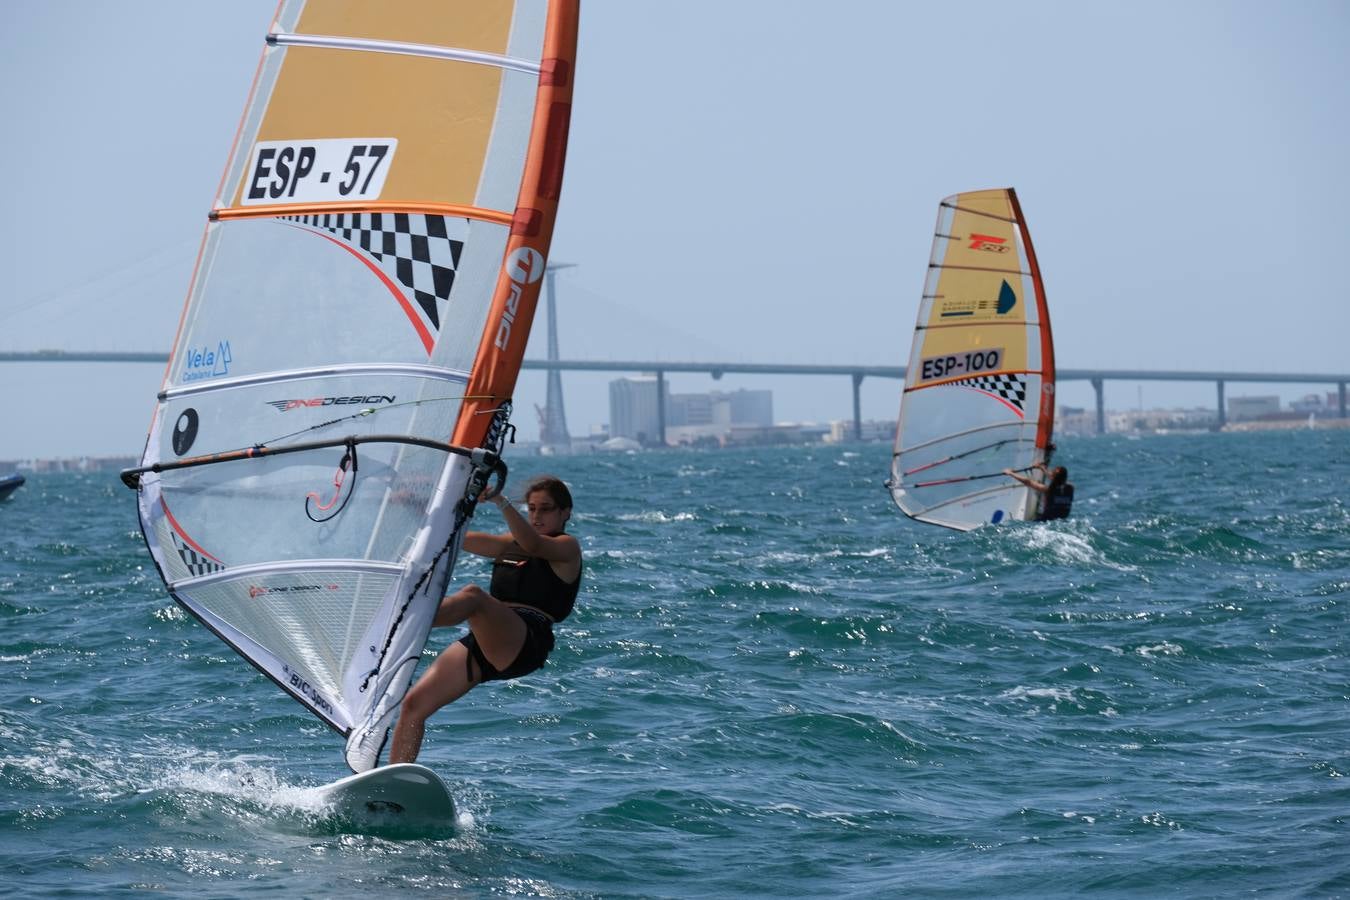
top-left (2, 429), bottom-right (1348, 897)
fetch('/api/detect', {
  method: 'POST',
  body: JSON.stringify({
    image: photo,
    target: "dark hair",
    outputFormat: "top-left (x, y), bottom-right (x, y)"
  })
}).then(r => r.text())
top-left (1049, 467), bottom-right (1068, 488)
top-left (524, 475), bottom-right (572, 511)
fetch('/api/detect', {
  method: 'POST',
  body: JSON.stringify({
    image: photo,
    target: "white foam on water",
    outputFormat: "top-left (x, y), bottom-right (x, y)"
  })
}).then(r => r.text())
top-left (1000, 685), bottom-right (1078, 705)
top-left (1019, 523), bottom-right (1136, 571)
top-left (1136, 641), bottom-right (1184, 658)
top-left (617, 511), bottom-right (697, 524)
top-left (152, 604), bottom-right (186, 622)
top-left (158, 757), bottom-right (329, 816)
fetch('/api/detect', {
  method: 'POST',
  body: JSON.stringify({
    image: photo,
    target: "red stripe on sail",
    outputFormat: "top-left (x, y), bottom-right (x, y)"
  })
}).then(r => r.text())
top-left (297, 226), bottom-right (435, 356)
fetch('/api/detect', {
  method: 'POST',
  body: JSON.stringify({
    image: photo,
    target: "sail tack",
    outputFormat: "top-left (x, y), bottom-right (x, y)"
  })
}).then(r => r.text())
top-left (888, 189), bottom-right (1056, 531)
top-left (126, 0), bottom-right (578, 771)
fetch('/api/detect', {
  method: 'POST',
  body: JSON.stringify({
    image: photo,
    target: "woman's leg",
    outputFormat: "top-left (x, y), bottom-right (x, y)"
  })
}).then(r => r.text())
top-left (432, 583), bottom-right (528, 672)
top-left (388, 584), bottom-right (527, 764)
top-left (388, 641), bottom-right (477, 764)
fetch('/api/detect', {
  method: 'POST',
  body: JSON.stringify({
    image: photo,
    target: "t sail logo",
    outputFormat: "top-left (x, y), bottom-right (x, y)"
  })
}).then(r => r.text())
top-left (968, 233), bottom-right (1009, 253)
top-left (494, 247), bottom-right (546, 350)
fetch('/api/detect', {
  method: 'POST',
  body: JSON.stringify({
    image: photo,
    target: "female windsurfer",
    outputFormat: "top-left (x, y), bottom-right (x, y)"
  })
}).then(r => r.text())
top-left (389, 475), bottom-right (582, 764)
top-left (1003, 463), bottom-right (1074, 521)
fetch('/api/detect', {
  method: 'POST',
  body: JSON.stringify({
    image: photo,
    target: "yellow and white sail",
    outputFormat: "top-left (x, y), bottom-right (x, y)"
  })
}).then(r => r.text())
top-left (123, 0), bottom-right (578, 771)
top-left (888, 189), bottom-right (1056, 531)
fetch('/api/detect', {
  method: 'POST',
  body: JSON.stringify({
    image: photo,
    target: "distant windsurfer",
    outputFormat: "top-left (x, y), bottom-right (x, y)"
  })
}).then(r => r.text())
top-left (389, 475), bottom-right (582, 764)
top-left (1003, 463), bottom-right (1074, 521)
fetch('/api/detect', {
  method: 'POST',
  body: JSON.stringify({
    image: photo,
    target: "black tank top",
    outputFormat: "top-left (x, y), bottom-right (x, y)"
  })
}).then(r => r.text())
top-left (488, 543), bottom-right (581, 622)
top-left (1042, 483), bottom-right (1074, 520)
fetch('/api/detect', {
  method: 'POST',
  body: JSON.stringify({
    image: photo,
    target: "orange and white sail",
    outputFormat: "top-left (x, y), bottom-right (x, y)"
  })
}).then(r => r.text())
top-left (122, 0), bottom-right (578, 771)
top-left (888, 188), bottom-right (1056, 531)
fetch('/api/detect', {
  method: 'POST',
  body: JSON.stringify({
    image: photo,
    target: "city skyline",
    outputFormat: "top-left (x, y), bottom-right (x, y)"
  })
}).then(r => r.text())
top-left (0, 344), bottom-right (1344, 458)
top-left (3, 366), bottom-right (1337, 465)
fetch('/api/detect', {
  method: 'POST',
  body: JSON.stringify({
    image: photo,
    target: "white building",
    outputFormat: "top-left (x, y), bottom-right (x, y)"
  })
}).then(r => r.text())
top-left (608, 376), bottom-right (668, 444)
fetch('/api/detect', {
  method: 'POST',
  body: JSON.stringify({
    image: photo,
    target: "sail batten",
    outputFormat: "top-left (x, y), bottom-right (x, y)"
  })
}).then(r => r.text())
top-left (126, 0), bottom-right (577, 772)
top-left (928, 263), bottom-right (1030, 276)
top-left (889, 188), bottom-right (1056, 531)
top-left (213, 202), bottom-right (516, 225)
top-left (161, 363), bottom-right (471, 401)
top-left (270, 32), bottom-right (545, 74)
top-left (903, 368), bottom-right (1046, 393)
top-left (170, 559), bottom-right (406, 592)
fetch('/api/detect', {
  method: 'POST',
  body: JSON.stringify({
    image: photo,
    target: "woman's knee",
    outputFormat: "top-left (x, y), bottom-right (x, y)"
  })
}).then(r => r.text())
top-left (399, 643), bottom-right (479, 721)
top-left (458, 583), bottom-right (490, 605)
top-left (399, 681), bottom-right (440, 722)
top-left (434, 584), bottom-right (493, 628)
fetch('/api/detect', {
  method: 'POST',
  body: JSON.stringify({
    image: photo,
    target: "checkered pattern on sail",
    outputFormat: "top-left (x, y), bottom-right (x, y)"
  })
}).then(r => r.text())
top-left (956, 373), bottom-right (1027, 415)
top-left (169, 531), bottom-right (225, 577)
top-left (285, 213), bottom-right (464, 330)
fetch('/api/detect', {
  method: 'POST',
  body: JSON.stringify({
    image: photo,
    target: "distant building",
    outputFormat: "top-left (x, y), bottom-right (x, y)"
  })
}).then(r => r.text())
top-left (668, 391), bottom-right (714, 427)
top-left (1228, 395), bottom-right (1281, 421)
top-left (721, 389), bottom-right (772, 427)
top-left (614, 382), bottom-right (774, 445)
top-left (1288, 392), bottom-right (1345, 414)
top-left (665, 424), bottom-right (730, 447)
top-left (825, 419), bottom-right (896, 443)
top-left (728, 422), bottom-right (829, 445)
top-left (1104, 407), bottom-right (1218, 432)
top-left (1056, 405), bottom-right (1097, 436)
top-left (1165, 408), bottom-right (1221, 429)
top-left (608, 376), bottom-right (667, 444)
top-left (668, 389), bottom-right (772, 429)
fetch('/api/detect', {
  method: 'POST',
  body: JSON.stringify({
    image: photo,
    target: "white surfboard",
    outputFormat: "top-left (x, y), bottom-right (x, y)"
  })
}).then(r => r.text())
top-left (313, 763), bottom-right (455, 829)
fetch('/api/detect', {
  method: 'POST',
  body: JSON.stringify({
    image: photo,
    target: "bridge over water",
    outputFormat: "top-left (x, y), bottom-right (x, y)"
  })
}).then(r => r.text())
top-left (2, 350), bottom-right (1346, 440)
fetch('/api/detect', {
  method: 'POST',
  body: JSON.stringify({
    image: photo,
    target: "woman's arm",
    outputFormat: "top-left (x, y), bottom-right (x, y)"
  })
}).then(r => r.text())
top-left (462, 530), bottom-right (516, 558)
top-left (1003, 468), bottom-right (1050, 494)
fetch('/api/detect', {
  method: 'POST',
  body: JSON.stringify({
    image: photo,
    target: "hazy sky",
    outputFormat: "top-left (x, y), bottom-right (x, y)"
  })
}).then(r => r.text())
top-left (2, 1), bottom-right (1348, 459)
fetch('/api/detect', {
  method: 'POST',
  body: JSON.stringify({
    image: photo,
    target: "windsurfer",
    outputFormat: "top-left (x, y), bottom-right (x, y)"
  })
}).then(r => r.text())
top-left (1003, 463), bottom-right (1074, 521)
top-left (388, 475), bottom-right (582, 764)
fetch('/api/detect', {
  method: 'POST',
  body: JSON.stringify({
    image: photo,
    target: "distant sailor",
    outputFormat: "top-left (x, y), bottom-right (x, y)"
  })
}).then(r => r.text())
top-left (1003, 463), bottom-right (1074, 521)
top-left (389, 475), bottom-right (582, 765)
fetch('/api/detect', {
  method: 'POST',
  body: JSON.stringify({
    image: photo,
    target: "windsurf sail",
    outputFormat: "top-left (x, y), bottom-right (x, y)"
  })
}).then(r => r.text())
top-left (122, 0), bottom-right (578, 772)
top-left (887, 188), bottom-right (1055, 531)
top-left (0, 473), bottom-right (24, 502)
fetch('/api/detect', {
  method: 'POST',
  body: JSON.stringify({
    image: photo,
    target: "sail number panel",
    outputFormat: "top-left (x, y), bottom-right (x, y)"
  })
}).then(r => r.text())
top-left (243, 138), bottom-right (399, 204)
top-left (919, 347), bottom-right (1005, 382)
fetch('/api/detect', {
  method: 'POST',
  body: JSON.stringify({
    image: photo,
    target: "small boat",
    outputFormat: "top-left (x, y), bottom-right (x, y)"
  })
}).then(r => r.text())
top-left (0, 473), bottom-right (24, 501)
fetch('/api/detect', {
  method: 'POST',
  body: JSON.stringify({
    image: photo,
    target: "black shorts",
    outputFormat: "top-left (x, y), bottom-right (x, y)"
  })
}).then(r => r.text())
top-left (458, 607), bottom-right (555, 683)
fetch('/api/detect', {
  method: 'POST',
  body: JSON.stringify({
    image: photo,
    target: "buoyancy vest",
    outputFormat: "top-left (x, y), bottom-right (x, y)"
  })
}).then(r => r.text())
top-left (488, 542), bottom-right (581, 622)
top-left (1041, 483), bottom-right (1074, 521)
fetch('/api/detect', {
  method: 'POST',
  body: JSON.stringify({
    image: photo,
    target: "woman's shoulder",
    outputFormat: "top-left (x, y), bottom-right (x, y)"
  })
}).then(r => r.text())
top-left (556, 532), bottom-right (582, 558)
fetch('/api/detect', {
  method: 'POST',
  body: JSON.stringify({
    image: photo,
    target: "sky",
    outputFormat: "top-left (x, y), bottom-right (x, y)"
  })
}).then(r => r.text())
top-left (2, 1), bottom-right (1348, 460)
